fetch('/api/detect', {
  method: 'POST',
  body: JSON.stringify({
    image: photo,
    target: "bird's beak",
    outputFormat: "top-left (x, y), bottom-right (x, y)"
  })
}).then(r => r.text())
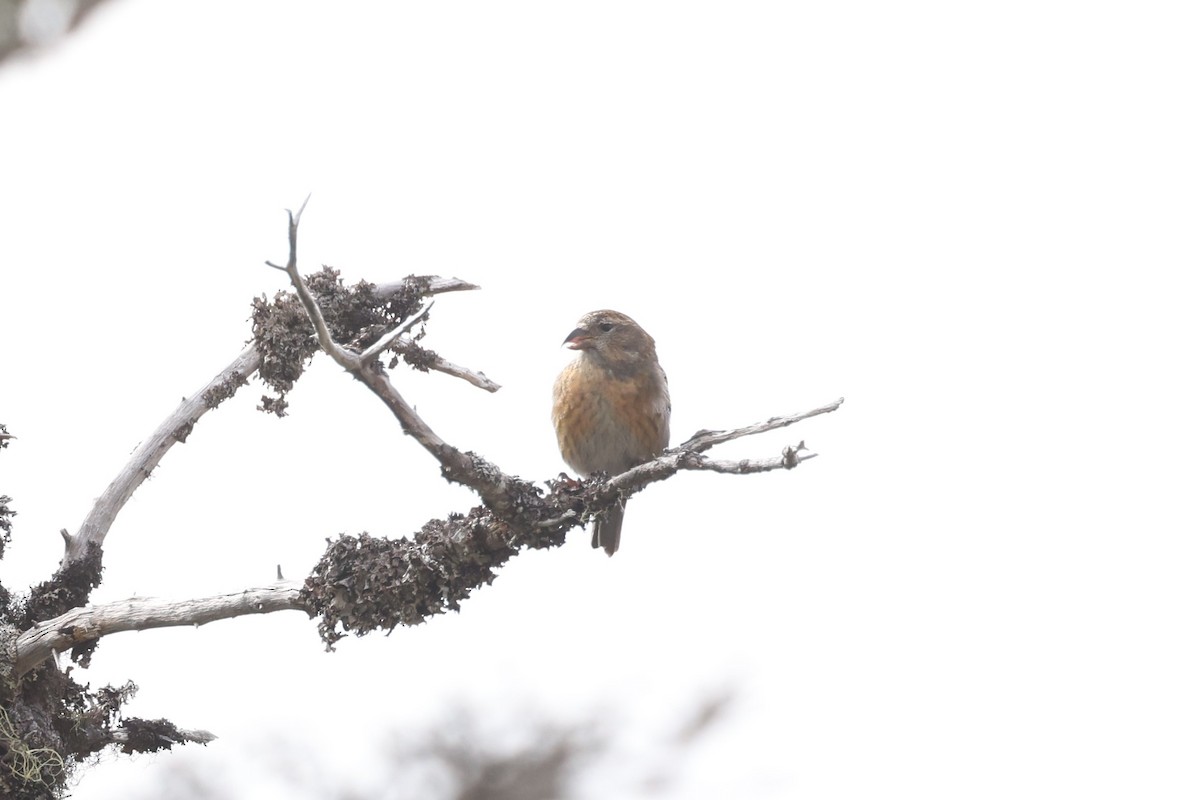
top-left (563, 327), bottom-right (591, 350)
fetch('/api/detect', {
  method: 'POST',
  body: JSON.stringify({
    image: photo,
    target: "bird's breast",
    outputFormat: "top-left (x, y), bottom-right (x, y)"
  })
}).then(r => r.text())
top-left (553, 358), bottom-right (670, 476)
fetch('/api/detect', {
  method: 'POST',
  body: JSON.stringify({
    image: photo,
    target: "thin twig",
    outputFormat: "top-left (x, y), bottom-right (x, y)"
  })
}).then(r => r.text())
top-left (680, 444), bottom-right (818, 474)
top-left (679, 397), bottom-right (844, 452)
top-left (391, 337), bottom-right (501, 391)
top-left (360, 300), bottom-right (433, 363)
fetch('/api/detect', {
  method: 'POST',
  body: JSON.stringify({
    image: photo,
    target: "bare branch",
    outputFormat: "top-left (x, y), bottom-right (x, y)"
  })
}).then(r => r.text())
top-left (664, 442), bottom-right (818, 475)
top-left (392, 337), bottom-right (501, 392)
top-left (679, 397), bottom-right (845, 453)
top-left (64, 345), bottom-right (262, 566)
top-left (15, 582), bottom-right (305, 676)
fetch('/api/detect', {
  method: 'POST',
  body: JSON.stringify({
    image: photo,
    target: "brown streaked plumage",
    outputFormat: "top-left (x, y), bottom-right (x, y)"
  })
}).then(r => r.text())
top-left (552, 310), bottom-right (670, 556)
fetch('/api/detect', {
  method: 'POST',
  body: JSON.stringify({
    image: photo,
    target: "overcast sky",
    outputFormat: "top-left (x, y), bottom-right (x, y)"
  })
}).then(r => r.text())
top-left (2, 2), bottom-right (1198, 798)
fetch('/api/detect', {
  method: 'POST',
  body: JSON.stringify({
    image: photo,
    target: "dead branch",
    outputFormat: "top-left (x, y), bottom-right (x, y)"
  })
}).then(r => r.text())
top-left (395, 339), bottom-right (499, 391)
top-left (15, 582), bottom-right (304, 676)
top-left (678, 398), bottom-right (845, 453)
top-left (62, 345), bottom-right (261, 567)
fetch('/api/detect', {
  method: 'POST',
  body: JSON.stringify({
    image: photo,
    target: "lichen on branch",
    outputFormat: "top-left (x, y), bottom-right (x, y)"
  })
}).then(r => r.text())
top-left (250, 267), bottom-right (435, 416)
top-left (300, 474), bottom-right (593, 647)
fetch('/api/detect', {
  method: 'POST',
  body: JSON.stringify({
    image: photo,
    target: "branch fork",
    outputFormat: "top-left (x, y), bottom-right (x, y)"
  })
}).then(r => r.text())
top-left (266, 200), bottom-right (519, 513)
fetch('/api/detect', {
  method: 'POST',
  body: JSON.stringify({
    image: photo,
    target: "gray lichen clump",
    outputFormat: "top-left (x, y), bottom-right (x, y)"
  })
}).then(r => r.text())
top-left (251, 267), bottom-right (434, 416)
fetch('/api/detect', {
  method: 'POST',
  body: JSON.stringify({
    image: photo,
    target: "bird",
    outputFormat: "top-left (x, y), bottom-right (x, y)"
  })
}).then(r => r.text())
top-left (552, 310), bottom-right (670, 556)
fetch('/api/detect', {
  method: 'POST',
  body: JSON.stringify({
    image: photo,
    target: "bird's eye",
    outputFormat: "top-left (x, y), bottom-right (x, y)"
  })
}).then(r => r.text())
top-left (598, 323), bottom-right (615, 332)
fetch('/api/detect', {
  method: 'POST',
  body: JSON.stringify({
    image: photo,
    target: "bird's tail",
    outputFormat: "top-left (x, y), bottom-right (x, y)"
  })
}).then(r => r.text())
top-left (592, 500), bottom-right (625, 556)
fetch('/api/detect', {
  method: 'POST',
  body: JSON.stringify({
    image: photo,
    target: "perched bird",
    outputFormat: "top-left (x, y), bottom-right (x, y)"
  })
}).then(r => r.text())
top-left (552, 310), bottom-right (671, 555)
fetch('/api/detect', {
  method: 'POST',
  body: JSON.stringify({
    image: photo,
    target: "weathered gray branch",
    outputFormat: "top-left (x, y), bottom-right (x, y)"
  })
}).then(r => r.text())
top-left (678, 398), bottom-right (845, 452)
top-left (15, 582), bottom-right (304, 676)
top-left (63, 345), bottom-right (260, 566)
top-left (396, 338), bottom-right (500, 392)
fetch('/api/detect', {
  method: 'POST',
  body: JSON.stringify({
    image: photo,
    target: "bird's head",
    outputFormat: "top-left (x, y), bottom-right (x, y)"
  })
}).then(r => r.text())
top-left (562, 310), bottom-right (657, 369)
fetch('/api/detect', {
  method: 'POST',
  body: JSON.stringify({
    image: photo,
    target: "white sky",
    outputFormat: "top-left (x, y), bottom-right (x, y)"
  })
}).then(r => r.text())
top-left (2, 1), bottom-right (1199, 798)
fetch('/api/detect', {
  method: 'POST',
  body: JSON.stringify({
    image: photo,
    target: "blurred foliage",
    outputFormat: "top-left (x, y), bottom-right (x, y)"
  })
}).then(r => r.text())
top-left (117, 691), bottom-right (735, 800)
top-left (0, 0), bottom-right (112, 65)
